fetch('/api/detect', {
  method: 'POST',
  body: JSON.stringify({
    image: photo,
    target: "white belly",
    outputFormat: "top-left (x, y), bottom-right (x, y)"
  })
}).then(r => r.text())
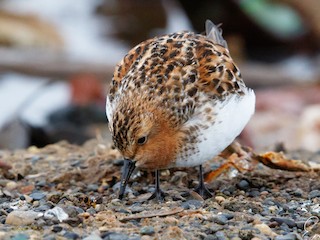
top-left (174, 89), bottom-right (255, 168)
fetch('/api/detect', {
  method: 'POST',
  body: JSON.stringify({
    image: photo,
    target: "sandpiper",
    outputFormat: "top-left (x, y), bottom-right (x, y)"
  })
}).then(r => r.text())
top-left (106, 20), bottom-right (255, 201)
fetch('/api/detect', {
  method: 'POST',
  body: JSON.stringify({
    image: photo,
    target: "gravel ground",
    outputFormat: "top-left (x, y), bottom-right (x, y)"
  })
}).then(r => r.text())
top-left (0, 139), bottom-right (320, 240)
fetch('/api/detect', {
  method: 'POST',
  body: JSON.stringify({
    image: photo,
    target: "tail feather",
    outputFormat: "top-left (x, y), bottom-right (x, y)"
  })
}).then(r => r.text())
top-left (205, 20), bottom-right (228, 48)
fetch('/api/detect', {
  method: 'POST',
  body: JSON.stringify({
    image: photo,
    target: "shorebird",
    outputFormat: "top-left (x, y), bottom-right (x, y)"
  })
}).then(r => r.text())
top-left (106, 20), bottom-right (255, 201)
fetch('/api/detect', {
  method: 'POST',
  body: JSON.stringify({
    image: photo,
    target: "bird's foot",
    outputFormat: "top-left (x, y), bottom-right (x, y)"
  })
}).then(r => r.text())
top-left (194, 182), bottom-right (213, 199)
top-left (148, 169), bottom-right (166, 202)
top-left (148, 188), bottom-right (166, 202)
top-left (195, 165), bottom-right (213, 199)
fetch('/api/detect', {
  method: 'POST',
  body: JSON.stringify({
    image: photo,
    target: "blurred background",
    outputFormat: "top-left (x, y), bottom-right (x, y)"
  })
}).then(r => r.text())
top-left (0, 0), bottom-right (319, 152)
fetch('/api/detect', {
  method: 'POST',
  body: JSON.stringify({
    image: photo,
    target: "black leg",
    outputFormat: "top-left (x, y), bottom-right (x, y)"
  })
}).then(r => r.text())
top-left (194, 165), bottom-right (213, 199)
top-left (148, 170), bottom-right (166, 201)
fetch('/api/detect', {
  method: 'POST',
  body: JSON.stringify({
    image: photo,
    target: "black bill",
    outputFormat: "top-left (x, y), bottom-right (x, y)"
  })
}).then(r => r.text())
top-left (118, 159), bottom-right (136, 199)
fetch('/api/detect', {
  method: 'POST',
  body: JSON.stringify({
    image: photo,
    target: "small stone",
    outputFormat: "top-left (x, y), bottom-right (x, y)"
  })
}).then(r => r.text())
top-left (274, 233), bottom-right (298, 240)
top-left (237, 180), bottom-right (250, 190)
top-left (35, 180), bottom-right (46, 187)
top-left (30, 191), bottom-right (46, 201)
top-left (247, 190), bottom-right (260, 198)
top-left (52, 225), bottom-right (63, 233)
top-left (204, 235), bottom-right (215, 240)
top-left (311, 204), bottom-right (320, 216)
top-left (20, 185), bottom-right (35, 195)
top-left (87, 184), bottom-right (99, 191)
top-left (215, 196), bottom-right (225, 204)
top-left (128, 234), bottom-right (140, 240)
top-left (44, 206), bottom-right (69, 222)
top-left (33, 201), bottom-right (40, 207)
top-left (83, 233), bottom-right (102, 240)
top-left (213, 214), bottom-right (228, 225)
top-left (0, 232), bottom-right (6, 239)
top-left (254, 223), bottom-right (277, 237)
top-left (11, 233), bottom-right (29, 240)
top-left (309, 190), bottom-right (320, 199)
top-left (63, 206), bottom-right (84, 217)
top-left (181, 200), bottom-right (202, 209)
top-left (43, 234), bottom-right (56, 240)
top-left (6, 210), bottom-right (42, 225)
top-left (64, 232), bottom-right (79, 240)
top-left (270, 217), bottom-right (296, 228)
top-left (222, 213), bottom-right (234, 220)
top-left (292, 188), bottom-right (303, 197)
top-left (295, 221), bottom-right (306, 230)
top-left (239, 228), bottom-right (255, 240)
top-left (35, 204), bottom-right (52, 212)
top-left (95, 204), bottom-right (103, 212)
top-left (214, 231), bottom-right (227, 240)
top-left (140, 226), bottom-right (155, 235)
top-left (102, 232), bottom-right (129, 240)
top-left (87, 207), bottom-right (97, 215)
top-left (140, 236), bottom-right (151, 240)
top-left (268, 206), bottom-right (278, 214)
top-left (28, 146), bottom-right (39, 153)
top-left (6, 181), bottom-right (17, 190)
top-left (129, 205), bottom-right (144, 214)
top-left (163, 216), bottom-right (178, 225)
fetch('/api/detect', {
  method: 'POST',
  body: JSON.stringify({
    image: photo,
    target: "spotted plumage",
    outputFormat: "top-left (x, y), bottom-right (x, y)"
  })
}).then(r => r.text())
top-left (106, 20), bottom-right (255, 200)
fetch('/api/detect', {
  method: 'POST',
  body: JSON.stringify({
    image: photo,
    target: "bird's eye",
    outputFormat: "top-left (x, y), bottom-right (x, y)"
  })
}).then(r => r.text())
top-left (137, 136), bottom-right (147, 145)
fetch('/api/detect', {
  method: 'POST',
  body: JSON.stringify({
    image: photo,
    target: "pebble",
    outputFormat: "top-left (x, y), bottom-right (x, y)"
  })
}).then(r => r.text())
top-left (270, 217), bottom-right (296, 228)
top-left (52, 225), bottom-right (63, 233)
top-left (239, 228), bottom-right (255, 240)
top-left (204, 235), bottom-right (215, 240)
top-left (237, 180), bottom-right (250, 190)
top-left (33, 201), bottom-right (40, 207)
top-left (11, 233), bottom-right (29, 240)
top-left (43, 234), bottom-right (56, 240)
top-left (140, 226), bottom-right (155, 235)
top-left (87, 207), bottom-right (97, 215)
top-left (64, 231), bottom-right (80, 240)
top-left (30, 191), bottom-right (46, 201)
top-left (163, 216), bottom-right (178, 225)
top-left (254, 223), bottom-right (277, 237)
top-left (44, 206), bottom-right (69, 222)
top-left (274, 233), bottom-right (298, 240)
top-left (181, 200), bottom-right (202, 209)
top-left (222, 213), bottom-right (234, 220)
top-left (247, 190), bottom-right (260, 198)
top-left (87, 184), bottom-right (99, 191)
top-left (63, 206), bottom-right (84, 218)
top-left (129, 205), bottom-right (144, 214)
top-left (311, 204), bottom-right (320, 216)
top-left (6, 210), bottom-right (42, 225)
top-left (214, 231), bottom-right (227, 240)
top-left (268, 206), bottom-right (278, 214)
top-left (291, 188), bottom-right (303, 197)
top-left (21, 195), bottom-right (31, 202)
top-left (83, 233), bottom-right (102, 240)
top-left (212, 214), bottom-right (228, 225)
top-left (215, 196), bottom-right (226, 204)
top-left (309, 190), bottom-right (320, 199)
top-left (140, 236), bottom-right (151, 240)
top-left (102, 232), bottom-right (129, 240)
top-left (35, 203), bottom-right (53, 212)
top-left (6, 181), bottom-right (18, 190)
top-left (36, 180), bottom-right (47, 187)
top-left (0, 232), bottom-right (6, 239)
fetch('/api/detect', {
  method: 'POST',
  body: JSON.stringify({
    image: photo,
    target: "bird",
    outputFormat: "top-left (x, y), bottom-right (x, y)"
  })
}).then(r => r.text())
top-left (106, 20), bottom-right (255, 201)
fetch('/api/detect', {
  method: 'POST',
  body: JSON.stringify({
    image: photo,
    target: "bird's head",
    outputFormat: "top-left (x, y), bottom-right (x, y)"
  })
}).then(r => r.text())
top-left (108, 101), bottom-right (180, 199)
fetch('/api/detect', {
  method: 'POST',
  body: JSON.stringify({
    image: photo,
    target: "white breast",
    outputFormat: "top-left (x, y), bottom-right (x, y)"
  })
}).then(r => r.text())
top-left (174, 88), bottom-right (255, 168)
